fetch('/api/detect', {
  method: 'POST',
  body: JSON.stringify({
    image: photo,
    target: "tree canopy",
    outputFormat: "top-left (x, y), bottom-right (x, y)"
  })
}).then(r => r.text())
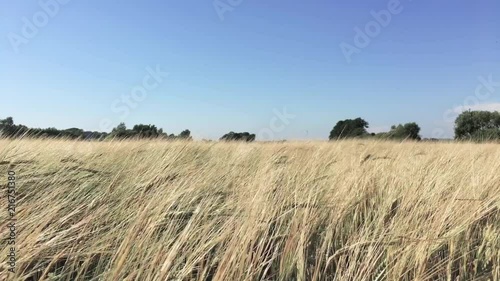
top-left (329, 118), bottom-right (369, 140)
top-left (455, 110), bottom-right (500, 141)
top-left (376, 122), bottom-right (421, 140)
top-left (108, 123), bottom-right (192, 140)
top-left (220, 131), bottom-right (256, 142)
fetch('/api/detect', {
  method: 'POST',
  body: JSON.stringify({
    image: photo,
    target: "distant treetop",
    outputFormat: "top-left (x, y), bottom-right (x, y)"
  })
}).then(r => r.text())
top-left (329, 118), bottom-right (369, 140)
top-left (220, 131), bottom-right (256, 142)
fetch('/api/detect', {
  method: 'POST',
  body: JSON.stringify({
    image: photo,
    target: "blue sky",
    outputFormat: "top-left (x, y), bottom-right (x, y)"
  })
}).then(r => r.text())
top-left (1, 0), bottom-right (499, 140)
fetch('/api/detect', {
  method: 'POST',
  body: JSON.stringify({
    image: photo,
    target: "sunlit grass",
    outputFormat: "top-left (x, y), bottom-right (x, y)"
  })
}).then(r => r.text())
top-left (0, 138), bottom-right (498, 280)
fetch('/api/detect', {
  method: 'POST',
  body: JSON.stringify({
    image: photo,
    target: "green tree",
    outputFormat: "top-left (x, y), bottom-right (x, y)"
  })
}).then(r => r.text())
top-left (386, 122), bottom-right (421, 140)
top-left (110, 123), bottom-right (130, 138)
top-left (132, 124), bottom-right (159, 138)
top-left (220, 131), bottom-right (256, 142)
top-left (0, 117), bottom-right (15, 136)
top-left (455, 110), bottom-right (500, 140)
top-left (62, 128), bottom-right (85, 139)
top-left (178, 129), bottom-right (192, 140)
top-left (329, 118), bottom-right (369, 140)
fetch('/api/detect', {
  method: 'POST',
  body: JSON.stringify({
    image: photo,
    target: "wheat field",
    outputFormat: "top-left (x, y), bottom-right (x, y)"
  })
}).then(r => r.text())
top-left (0, 139), bottom-right (498, 280)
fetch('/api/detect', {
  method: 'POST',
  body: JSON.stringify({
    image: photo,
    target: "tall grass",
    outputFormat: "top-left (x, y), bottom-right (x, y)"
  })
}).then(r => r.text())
top-left (0, 139), bottom-right (498, 280)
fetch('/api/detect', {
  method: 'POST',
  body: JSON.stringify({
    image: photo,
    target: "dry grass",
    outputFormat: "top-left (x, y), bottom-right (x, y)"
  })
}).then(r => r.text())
top-left (0, 138), bottom-right (498, 280)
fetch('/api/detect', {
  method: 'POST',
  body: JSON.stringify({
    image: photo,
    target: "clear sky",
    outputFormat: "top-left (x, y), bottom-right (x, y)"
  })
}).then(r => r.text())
top-left (1, 0), bottom-right (499, 140)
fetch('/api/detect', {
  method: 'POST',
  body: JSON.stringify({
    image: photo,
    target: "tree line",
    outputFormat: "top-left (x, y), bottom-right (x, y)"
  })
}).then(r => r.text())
top-left (1, 110), bottom-right (500, 142)
top-left (109, 123), bottom-right (192, 140)
top-left (328, 118), bottom-right (422, 141)
top-left (328, 110), bottom-right (500, 142)
top-left (0, 118), bottom-right (191, 140)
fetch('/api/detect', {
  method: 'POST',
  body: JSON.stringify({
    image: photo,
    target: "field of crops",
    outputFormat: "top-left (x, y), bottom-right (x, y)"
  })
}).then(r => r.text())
top-left (0, 139), bottom-right (498, 280)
